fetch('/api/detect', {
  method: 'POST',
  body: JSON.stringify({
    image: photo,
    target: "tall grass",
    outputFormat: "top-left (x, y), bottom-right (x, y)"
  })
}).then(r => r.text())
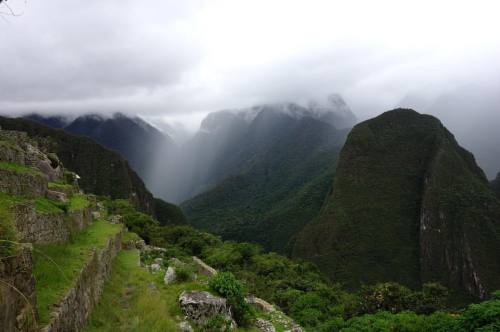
top-left (33, 220), bottom-right (122, 324)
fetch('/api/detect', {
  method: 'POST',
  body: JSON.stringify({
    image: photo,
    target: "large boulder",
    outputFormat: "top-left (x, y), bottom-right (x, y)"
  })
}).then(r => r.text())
top-left (179, 291), bottom-right (236, 328)
top-left (192, 256), bottom-right (217, 276)
top-left (164, 266), bottom-right (176, 284)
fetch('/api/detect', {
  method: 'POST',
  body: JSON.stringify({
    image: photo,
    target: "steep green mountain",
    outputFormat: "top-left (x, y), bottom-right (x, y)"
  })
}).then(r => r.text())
top-left (293, 109), bottom-right (500, 300)
top-left (492, 173), bottom-right (500, 199)
top-left (25, 112), bottom-right (175, 195)
top-left (0, 116), bottom-right (186, 224)
top-left (182, 108), bottom-right (349, 252)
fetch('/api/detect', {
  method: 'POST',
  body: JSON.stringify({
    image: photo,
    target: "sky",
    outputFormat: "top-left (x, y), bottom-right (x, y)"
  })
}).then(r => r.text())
top-left (1, 0), bottom-right (500, 131)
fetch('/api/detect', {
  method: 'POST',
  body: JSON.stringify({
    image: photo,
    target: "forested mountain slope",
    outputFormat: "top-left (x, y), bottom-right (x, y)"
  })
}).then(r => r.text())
top-left (293, 109), bottom-right (500, 300)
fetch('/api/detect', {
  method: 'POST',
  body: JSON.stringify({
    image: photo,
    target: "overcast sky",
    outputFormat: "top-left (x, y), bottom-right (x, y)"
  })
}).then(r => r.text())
top-left (1, 0), bottom-right (500, 130)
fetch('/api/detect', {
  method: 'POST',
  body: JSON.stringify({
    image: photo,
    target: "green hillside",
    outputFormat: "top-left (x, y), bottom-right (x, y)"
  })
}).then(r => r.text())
top-left (0, 116), bottom-right (186, 225)
top-left (182, 117), bottom-right (348, 252)
top-left (293, 109), bottom-right (500, 300)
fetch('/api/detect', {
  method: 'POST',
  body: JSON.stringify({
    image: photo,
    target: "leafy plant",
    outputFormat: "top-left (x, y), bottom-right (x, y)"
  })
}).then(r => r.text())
top-left (209, 272), bottom-right (253, 326)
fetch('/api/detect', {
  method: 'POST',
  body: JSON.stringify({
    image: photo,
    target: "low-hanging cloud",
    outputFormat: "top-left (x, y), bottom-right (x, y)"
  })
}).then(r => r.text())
top-left (1, 0), bottom-right (500, 123)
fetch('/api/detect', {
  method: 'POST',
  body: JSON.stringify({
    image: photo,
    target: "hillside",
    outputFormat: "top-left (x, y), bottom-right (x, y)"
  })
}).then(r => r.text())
top-left (1, 125), bottom-right (499, 332)
top-left (492, 173), bottom-right (500, 199)
top-left (0, 116), bottom-right (186, 224)
top-left (182, 108), bottom-right (349, 252)
top-left (293, 109), bottom-right (500, 300)
top-left (25, 112), bottom-right (175, 195)
top-left (162, 95), bottom-right (356, 203)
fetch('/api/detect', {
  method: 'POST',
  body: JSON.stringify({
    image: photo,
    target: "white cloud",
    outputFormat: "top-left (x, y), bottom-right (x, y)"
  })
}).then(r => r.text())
top-left (0, 0), bottom-right (499, 123)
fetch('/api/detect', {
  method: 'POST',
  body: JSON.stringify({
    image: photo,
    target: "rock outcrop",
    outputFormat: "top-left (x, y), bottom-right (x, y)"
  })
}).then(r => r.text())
top-left (192, 256), bottom-right (217, 277)
top-left (179, 291), bottom-right (236, 328)
top-left (293, 109), bottom-right (500, 299)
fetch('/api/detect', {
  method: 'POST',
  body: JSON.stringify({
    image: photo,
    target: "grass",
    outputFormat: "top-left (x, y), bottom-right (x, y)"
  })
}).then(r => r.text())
top-left (34, 197), bottom-right (65, 214)
top-left (0, 193), bottom-right (19, 257)
top-left (48, 181), bottom-right (74, 191)
top-left (122, 231), bottom-right (141, 242)
top-left (33, 220), bottom-right (122, 325)
top-left (69, 194), bottom-right (89, 212)
top-left (0, 161), bottom-right (43, 176)
top-left (85, 250), bottom-right (259, 332)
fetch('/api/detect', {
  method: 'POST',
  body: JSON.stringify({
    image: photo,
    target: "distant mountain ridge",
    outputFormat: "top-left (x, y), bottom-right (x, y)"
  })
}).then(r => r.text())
top-left (163, 94), bottom-right (357, 204)
top-left (0, 115), bottom-right (186, 225)
top-left (24, 112), bottom-right (175, 196)
top-left (293, 109), bottom-right (500, 300)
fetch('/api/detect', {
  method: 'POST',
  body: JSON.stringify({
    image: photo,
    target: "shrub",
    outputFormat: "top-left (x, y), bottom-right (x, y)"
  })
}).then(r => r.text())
top-left (204, 314), bottom-right (233, 331)
top-left (359, 282), bottom-right (413, 314)
top-left (457, 295), bottom-right (500, 331)
top-left (209, 272), bottom-right (253, 326)
top-left (175, 265), bottom-right (195, 283)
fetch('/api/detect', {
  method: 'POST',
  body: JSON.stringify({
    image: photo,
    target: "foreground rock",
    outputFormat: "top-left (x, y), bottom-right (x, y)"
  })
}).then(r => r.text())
top-left (179, 291), bottom-right (236, 328)
top-left (192, 256), bottom-right (217, 276)
top-left (164, 266), bottom-right (176, 284)
top-left (255, 318), bottom-right (276, 332)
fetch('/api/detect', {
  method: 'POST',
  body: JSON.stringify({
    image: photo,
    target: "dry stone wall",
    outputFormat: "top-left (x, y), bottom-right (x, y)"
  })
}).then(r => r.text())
top-left (0, 169), bottom-right (47, 198)
top-left (0, 245), bottom-right (37, 332)
top-left (12, 204), bottom-right (94, 244)
top-left (40, 229), bottom-right (123, 332)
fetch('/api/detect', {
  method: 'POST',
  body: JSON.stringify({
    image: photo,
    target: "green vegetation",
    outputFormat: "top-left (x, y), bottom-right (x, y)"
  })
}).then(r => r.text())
top-left (492, 172), bottom-right (500, 199)
top-left (209, 272), bottom-right (254, 325)
top-left (68, 193), bottom-right (89, 211)
top-left (0, 193), bottom-right (18, 256)
top-left (33, 220), bottom-right (122, 324)
top-left (34, 197), bottom-right (65, 214)
top-left (153, 198), bottom-right (187, 226)
top-left (292, 109), bottom-right (500, 299)
top-left (112, 212), bottom-right (500, 331)
top-left (85, 250), bottom-right (257, 332)
top-left (0, 161), bottom-right (43, 176)
top-left (0, 115), bottom-right (158, 216)
top-left (182, 117), bottom-right (347, 253)
top-left (122, 231), bottom-right (140, 243)
top-left (48, 180), bottom-right (73, 191)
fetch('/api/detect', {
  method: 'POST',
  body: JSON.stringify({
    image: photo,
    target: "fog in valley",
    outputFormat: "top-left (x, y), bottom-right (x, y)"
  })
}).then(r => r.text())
top-left (1, 0), bottom-right (500, 201)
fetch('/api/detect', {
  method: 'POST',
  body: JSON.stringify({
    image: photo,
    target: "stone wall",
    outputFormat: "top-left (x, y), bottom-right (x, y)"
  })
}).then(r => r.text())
top-left (0, 142), bottom-right (26, 165)
top-left (0, 245), bottom-right (37, 332)
top-left (67, 207), bottom-right (94, 234)
top-left (0, 169), bottom-right (47, 199)
top-left (12, 204), bottom-right (95, 244)
top-left (40, 230), bottom-right (123, 332)
top-left (12, 203), bottom-right (69, 244)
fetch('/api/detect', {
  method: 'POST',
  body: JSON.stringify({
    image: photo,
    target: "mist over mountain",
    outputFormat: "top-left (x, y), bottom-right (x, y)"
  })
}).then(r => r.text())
top-left (157, 94), bottom-right (356, 204)
top-left (25, 112), bottom-right (175, 195)
top-left (397, 82), bottom-right (500, 179)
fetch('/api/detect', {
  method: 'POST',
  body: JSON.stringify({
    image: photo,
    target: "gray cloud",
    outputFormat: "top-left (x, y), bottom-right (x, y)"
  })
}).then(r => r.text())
top-left (1, 0), bottom-right (499, 129)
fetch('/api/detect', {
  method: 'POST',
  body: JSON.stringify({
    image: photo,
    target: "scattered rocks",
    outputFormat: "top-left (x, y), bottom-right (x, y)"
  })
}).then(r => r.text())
top-left (246, 295), bottom-right (275, 313)
top-left (108, 215), bottom-right (123, 224)
top-left (164, 266), bottom-right (177, 284)
top-left (91, 211), bottom-right (101, 220)
top-left (153, 257), bottom-right (163, 265)
top-left (179, 291), bottom-right (236, 328)
top-left (178, 321), bottom-right (194, 332)
top-left (192, 256), bottom-right (217, 277)
top-left (150, 263), bottom-right (161, 272)
top-left (46, 189), bottom-right (67, 202)
top-left (255, 318), bottom-right (276, 332)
